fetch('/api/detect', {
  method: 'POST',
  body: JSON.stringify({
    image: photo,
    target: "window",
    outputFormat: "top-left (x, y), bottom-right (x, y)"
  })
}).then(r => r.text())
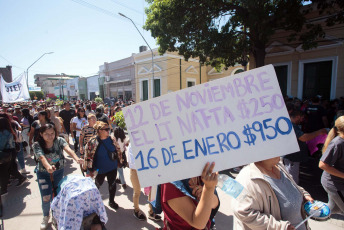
top-left (274, 65), bottom-right (288, 96)
top-left (298, 57), bottom-right (337, 100)
top-left (142, 80), bottom-right (148, 101)
top-left (303, 61), bottom-right (332, 99)
top-left (187, 81), bottom-right (195, 87)
top-left (153, 79), bottom-right (161, 97)
top-left (186, 78), bottom-right (196, 88)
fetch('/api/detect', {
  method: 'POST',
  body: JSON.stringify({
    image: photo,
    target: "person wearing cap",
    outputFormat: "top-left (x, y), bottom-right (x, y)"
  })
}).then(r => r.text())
top-left (13, 105), bottom-right (23, 122)
top-left (2, 104), bottom-right (9, 113)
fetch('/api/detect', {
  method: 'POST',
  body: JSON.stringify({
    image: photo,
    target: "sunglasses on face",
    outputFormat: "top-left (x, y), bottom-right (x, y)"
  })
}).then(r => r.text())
top-left (100, 128), bottom-right (110, 131)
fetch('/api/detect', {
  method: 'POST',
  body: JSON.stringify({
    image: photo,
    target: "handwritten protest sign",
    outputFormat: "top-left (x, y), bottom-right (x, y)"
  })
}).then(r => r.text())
top-left (123, 65), bottom-right (299, 187)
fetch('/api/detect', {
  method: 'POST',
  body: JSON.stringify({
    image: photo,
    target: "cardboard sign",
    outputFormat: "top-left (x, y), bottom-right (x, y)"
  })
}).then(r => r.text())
top-left (123, 65), bottom-right (299, 187)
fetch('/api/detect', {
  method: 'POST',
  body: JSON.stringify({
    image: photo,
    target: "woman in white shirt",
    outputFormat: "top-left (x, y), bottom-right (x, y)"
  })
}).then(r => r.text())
top-left (71, 108), bottom-right (88, 154)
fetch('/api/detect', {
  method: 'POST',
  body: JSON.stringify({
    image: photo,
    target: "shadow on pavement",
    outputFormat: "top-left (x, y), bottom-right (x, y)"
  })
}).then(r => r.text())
top-left (104, 205), bottom-right (163, 230)
top-left (299, 157), bottom-right (327, 202)
top-left (1, 182), bottom-right (30, 220)
top-left (95, 170), bottom-right (153, 208)
top-left (63, 158), bottom-right (78, 176)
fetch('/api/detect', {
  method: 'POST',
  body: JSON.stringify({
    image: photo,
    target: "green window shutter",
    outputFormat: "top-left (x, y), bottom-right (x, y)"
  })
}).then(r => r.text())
top-left (154, 79), bottom-right (161, 97)
top-left (142, 80), bottom-right (148, 101)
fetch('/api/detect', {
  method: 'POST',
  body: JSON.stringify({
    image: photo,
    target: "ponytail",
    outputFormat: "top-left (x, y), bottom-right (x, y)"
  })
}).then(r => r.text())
top-left (323, 116), bottom-right (344, 153)
top-left (322, 128), bottom-right (337, 153)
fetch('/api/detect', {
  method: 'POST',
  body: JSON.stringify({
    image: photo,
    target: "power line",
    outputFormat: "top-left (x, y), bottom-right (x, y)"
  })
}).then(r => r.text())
top-left (108, 0), bottom-right (142, 15)
top-left (69, 0), bottom-right (143, 26)
top-left (0, 54), bottom-right (13, 65)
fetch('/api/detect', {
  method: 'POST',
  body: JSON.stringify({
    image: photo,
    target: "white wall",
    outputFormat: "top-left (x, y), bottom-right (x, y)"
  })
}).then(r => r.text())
top-left (86, 75), bottom-right (99, 99)
top-left (66, 78), bottom-right (79, 97)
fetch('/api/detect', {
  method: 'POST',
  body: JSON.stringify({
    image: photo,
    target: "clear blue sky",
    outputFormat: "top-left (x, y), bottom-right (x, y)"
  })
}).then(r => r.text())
top-left (0, 0), bottom-right (157, 86)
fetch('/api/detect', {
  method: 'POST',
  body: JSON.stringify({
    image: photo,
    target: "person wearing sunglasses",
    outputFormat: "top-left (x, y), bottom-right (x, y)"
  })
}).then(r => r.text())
top-left (83, 121), bottom-right (122, 210)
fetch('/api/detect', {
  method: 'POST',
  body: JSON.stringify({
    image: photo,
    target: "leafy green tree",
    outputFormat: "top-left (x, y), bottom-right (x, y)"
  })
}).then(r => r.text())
top-left (95, 97), bottom-right (103, 103)
top-left (144, 0), bottom-right (342, 68)
top-left (29, 91), bottom-right (44, 100)
top-left (114, 111), bottom-right (126, 129)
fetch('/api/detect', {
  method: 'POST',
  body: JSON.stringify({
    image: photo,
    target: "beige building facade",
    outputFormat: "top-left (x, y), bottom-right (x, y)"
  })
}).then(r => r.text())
top-left (250, 7), bottom-right (343, 100)
top-left (133, 48), bottom-right (245, 102)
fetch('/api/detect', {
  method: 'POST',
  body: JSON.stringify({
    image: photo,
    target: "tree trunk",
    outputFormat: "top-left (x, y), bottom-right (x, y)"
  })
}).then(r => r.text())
top-left (253, 42), bottom-right (266, 68)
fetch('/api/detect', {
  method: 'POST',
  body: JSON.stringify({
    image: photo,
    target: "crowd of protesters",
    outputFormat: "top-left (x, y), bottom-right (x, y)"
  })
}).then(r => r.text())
top-left (0, 95), bottom-right (343, 230)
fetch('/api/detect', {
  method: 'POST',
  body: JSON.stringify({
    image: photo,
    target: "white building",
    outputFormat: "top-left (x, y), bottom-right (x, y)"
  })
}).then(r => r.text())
top-left (86, 75), bottom-right (100, 100)
top-left (66, 77), bottom-right (79, 100)
top-left (34, 74), bottom-right (78, 99)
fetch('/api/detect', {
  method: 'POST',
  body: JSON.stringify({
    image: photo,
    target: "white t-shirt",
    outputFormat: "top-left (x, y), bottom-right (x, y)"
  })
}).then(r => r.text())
top-left (128, 143), bottom-right (136, 170)
top-left (72, 117), bottom-right (88, 137)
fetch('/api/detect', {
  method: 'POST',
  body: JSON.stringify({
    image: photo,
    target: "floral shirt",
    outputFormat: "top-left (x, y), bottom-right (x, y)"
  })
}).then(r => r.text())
top-left (33, 137), bottom-right (68, 172)
top-left (51, 175), bottom-right (108, 230)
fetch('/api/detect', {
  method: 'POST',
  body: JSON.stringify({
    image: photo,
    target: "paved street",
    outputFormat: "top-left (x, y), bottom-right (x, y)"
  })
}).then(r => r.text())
top-left (1, 151), bottom-right (344, 230)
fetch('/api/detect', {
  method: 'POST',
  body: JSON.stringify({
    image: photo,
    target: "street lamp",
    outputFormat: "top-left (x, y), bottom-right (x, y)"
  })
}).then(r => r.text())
top-left (118, 12), bottom-right (155, 98)
top-left (26, 52), bottom-right (54, 90)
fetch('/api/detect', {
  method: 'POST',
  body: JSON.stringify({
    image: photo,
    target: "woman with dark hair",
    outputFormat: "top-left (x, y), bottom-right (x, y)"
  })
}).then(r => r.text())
top-left (21, 108), bottom-right (34, 157)
top-left (29, 110), bottom-right (53, 147)
top-left (114, 127), bottom-right (128, 189)
top-left (71, 107), bottom-right (88, 153)
top-left (33, 123), bottom-right (84, 229)
top-left (319, 116), bottom-right (344, 215)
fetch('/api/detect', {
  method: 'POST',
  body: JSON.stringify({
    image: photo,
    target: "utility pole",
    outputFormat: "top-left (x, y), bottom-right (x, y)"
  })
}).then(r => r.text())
top-left (119, 12), bottom-right (155, 98)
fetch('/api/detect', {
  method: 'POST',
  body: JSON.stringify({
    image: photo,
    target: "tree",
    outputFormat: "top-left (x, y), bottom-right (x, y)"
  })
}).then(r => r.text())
top-left (95, 97), bottom-right (103, 103)
top-left (114, 111), bottom-right (126, 129)
top-left (29, 91), bottom-right (44, 100)
top-left (144, 0), bottom-right (342, 68)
